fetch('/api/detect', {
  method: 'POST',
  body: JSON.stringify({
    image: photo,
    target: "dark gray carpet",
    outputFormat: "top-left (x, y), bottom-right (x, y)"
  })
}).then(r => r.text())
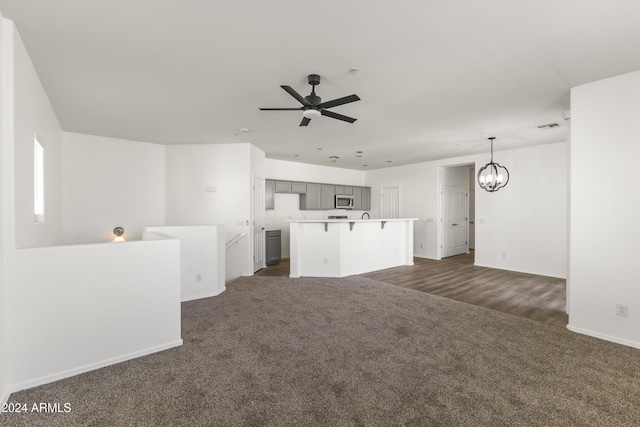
top-left (3, 276), bottom-right (640, 426)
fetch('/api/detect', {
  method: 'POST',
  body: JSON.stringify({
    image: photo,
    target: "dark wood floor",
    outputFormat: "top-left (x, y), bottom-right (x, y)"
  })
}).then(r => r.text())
top-left (256, 252), bottom-right (568, 328)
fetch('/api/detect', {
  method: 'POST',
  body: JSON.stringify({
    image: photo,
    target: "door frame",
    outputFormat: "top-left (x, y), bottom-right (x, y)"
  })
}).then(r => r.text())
top-left (252, 176), bottom-right (265, 273)
top-left (437, 163), bottom-right (475, 260)
top-left (440, 183), bottom-right (469, 258)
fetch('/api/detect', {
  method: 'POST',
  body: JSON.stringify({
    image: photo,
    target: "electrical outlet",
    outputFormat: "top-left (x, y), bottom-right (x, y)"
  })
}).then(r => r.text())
top-left (501, 252), bottom-right (507, 259)
top-left (323, 257), bottom-right (328, 264)
top-left (195, 273), bottom-right (202, 282)
top-left (419, 243), bottom-right (424, 249)
top-left (616, 303), bottom-right (628, 317)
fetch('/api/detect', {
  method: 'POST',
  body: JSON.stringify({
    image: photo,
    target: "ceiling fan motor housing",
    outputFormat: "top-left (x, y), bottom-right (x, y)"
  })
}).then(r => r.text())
top-left (305, 94), bottom-right (322, 105)
top-left (307, 74), bottom-right (321, 86)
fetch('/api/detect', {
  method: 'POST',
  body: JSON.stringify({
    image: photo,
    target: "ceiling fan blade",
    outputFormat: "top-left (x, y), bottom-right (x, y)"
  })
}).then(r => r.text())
top-left (300, 117), bottom-right (311, 126)
top-left (317, 94), bottom-right (360, 109)
top-left (321, 109), bottom-right (357, 123)
top-left (281, 85), bottom-right (311, 107)
top-left (259, 107), bottom-right (303, 111)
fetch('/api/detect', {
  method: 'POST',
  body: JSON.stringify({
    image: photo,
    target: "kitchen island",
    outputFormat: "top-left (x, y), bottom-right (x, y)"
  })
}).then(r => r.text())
top-left (288, 218), bottom-right (417, 278)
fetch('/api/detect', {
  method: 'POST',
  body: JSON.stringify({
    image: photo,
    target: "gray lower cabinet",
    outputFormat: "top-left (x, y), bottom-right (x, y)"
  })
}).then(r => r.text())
top-left (265, 180), bottom-right (275, 210)
top-left (321, 184), bottom-right (335, 209)
top-left (300, 183), bottom-right (322, 210)
top-left (265, 230), bottom-right (281, 266)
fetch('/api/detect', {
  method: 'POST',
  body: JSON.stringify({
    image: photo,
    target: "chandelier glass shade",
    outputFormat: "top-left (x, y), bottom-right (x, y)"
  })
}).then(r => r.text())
top-left (477, 137), bottom-right (509, 192)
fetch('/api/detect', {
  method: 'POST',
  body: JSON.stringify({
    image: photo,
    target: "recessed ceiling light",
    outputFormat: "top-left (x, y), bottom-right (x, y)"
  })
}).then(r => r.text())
top-left (316, 148), bottom-right (323, 151)
top-left (356, 150), bottom-right (363, 154)
top-left (329, 155), bottom-right (340, 159)
top-left (349, 68), bottom-right (358, 75)
top-left (356, 155), bottom-right (362, 158)
top-left (363, 164), bottom-right (368, 167)
top-left (387, 160), bottom-right (392, 163)
top-left (293, 154), bottom-right (300, 157)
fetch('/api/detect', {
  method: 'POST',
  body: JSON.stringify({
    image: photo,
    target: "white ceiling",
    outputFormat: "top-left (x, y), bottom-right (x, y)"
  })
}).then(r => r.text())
top-left (2, 1), bottom-right (640, 170)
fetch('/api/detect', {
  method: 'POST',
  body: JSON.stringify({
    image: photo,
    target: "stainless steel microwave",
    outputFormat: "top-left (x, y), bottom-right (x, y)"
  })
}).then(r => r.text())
top-left (335, 194), bottom-right (354, 209)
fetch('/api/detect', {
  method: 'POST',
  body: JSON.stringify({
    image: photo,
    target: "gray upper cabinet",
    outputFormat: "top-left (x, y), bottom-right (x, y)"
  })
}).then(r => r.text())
top-left (300, 183), bottom-right (321, 210)
top-left (265, 180), bottom-right (275, 210)
top-left (352, 187), bottom-right (362, 210)
top-left (266, 178), bottom-right (370, 211)
top-left (291, 182), bottom-right (307, 194)
top-left (275, 181), bottom-right (292, 193)
top-left (361, 187), bottom-right (371, 210)
top-left (334, 185), bottom-right (353, 195)
top-left (352, 187), bottom-right (370, 210)
top-left (321, 184), bottom-right (335, 209)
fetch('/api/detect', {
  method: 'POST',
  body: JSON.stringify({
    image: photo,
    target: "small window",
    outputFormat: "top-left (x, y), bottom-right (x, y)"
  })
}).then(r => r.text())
top-left (34, 135), bottom-right (44, 222)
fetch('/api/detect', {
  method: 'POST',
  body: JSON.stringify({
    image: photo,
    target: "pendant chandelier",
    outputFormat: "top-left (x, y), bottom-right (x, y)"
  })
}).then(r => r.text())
top-left (477, 137), bottom-right (509, 192)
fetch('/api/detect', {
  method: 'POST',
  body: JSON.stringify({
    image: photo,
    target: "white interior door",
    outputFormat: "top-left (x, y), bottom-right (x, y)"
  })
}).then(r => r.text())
top-left (441, 184), bottom-right (469, 258)
top-left (252, 177), bottom-right (265, 273)
top-left (381, 187), bottom-right (400, 219)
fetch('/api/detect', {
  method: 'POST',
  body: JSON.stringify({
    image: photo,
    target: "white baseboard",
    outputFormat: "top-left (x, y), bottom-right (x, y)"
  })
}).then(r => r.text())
top-left (8, 339), bottom-right (183, 395)
top-left (473, 262), bottom-right (566, 279)
top-left (181, 287), bottom-right (226, 302)
top-left (566, 324), bottom-right (640, 349)
top-left (1, 387), bottom-right (10, 407)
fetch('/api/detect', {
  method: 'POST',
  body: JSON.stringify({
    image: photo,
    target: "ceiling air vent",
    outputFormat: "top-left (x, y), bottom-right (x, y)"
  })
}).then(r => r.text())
top-left (536, 122), bottom-right (561, 130)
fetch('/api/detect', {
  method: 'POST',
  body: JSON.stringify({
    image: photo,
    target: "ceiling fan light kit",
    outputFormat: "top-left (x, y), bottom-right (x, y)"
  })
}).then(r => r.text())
top-left (302, 109), bottom-right (321, 119)
top-left (259, 74), bottom-right (360, 126)
top-left (477, 137), bottom-right (510, 193)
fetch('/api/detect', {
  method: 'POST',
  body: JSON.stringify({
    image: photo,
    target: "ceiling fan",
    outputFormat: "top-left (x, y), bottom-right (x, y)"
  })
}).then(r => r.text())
top-left (259, 74), bottom-right (360, 126)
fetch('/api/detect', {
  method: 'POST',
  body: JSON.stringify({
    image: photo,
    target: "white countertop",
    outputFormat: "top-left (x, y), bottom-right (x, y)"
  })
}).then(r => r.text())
top-left (287, 218), bottom-right (417, 223)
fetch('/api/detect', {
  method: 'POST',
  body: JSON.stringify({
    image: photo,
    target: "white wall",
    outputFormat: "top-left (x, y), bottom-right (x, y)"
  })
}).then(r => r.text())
top-left (366, 162), bottom-right (438, 259)
top-left (0, 15), bottom-right (183, 397)
top-left (568, 70), bottom-right (640, 348)
top-left (63, 132), bottom-right (166, 244)
top-left (166, 143), bottom-right (251, 234)
top-left (0, 11), bottom-right (10, 405)
top-left (474, 143), bottom-right (568, 277)
top-left (5, 239), bottom-right (182, 392)
top-left (144, 226), bottom-right (226, 301)
top-left (251, 144), bottom-right (266, 180)
top-left (13, 24), bottom-right (63, 248)
top-left (366, 142), bottom-right (568, 278)
top-left (165, 143), bottom-right (254, 275)
top-left (441, 164), bottom-right (470, 186)
top-left (265, 158), bottom-right (366, 185)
